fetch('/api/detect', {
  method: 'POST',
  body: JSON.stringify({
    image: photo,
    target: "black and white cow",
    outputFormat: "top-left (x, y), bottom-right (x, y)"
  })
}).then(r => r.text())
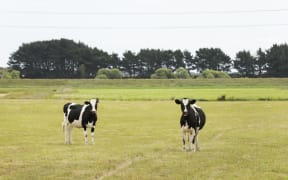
top-left (175, 98), bottom-right (206, 151)
top-left (62, 98), bottom-right (99, 144)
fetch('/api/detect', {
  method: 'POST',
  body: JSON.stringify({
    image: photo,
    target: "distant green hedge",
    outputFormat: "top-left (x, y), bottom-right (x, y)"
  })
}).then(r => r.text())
top-left (151, 67), bottom-right (190, 79)
top-left (198, 70), bottom-right (231, 79)
top-left (95, 68), bottom-right (122, 79)
top-left (0, 69), bottom-right (20, 79)
top-left (150, 68), bottom-right (175, 79)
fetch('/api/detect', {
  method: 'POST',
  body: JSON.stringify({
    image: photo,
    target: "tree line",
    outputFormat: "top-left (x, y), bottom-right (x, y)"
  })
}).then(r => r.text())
top-left (7, 38), bottom-right (288, 78)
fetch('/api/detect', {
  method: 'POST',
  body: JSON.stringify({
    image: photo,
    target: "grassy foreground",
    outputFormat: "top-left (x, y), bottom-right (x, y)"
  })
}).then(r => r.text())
top-left (0, 100), bottom-right (287, 179)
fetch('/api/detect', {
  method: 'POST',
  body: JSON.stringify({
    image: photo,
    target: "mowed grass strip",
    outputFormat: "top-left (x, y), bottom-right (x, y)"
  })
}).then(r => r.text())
top-left (2, 87), bottom-right (288, 101)
top-left (1, 78), bottom-right (288, 88)
top-left (0, 100), bottom-right (287, 179)
top-left (55, 88), bottom-right (288, 101)
top-left (1, 78), bottom-right (288, 101)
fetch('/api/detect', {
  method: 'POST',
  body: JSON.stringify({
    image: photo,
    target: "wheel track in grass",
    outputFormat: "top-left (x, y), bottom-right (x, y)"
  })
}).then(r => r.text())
top-left (95, 156), bottom-right (143, 180)
top-left (97, 128), bottom-right (237, 180)
top-left (211, 127), bottom-right (242, 141)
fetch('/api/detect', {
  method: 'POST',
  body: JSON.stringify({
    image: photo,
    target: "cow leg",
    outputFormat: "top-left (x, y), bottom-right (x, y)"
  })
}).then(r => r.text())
top-left (181, 127), bottom-right (186, 151)
top-left (63, 120), bottom-right (70, 144)
top-left (195, 127), bottom-right (200, 151)
top-left (189, 129), bottom-right (196, 152)
top-left (83, 127), bottom-right (88, 144)
top-left (62, 114), bottom-right (66, 132)
top-left (64, 123), bottom-right (68, 144)
top-left (63, 114), bottom-right (67, 144)
top-left (67, 125), bottom-right (73, 144)
top-left (189, 129), bottom-right (195, 151)
top-left (91, 126), bottom-right (95, 144)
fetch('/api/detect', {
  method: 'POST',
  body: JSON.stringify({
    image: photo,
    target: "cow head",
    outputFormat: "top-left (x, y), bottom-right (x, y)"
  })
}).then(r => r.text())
top-left (84, 98), bottom-right (99, 113)
top-left (175, 98), bottom-right (196, 116)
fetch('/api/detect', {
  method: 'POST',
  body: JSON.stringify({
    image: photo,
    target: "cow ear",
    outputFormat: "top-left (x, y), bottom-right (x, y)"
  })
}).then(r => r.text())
top-left (175, 99), bottom-right (181, 104)
top-left (84, 101), bottom-right (90, 105)
top-left (190, 99), bottom-right (196, 104)
top-left (96, 98), bottom-right (99, 103)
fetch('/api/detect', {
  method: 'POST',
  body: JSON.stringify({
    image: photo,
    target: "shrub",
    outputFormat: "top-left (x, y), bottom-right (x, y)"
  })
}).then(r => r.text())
top-left (151, 68), bottom-right (175, 79)
top-left (95, 68), bottom-right (122, 79)
top-left (95, 74), bottom-right (108, 79)
top-left (199, 70), bottom-right (214, 78)
top-left (174, 67), bottom-right (190, 79)
top-left (199, 69), bottom-right (230, 79)
top-left (109, 69), bottom-right (122, 79)
top-left (0, 69), bottom-right (20, 79)
top-left (217, 95), bottom-right (226, 101)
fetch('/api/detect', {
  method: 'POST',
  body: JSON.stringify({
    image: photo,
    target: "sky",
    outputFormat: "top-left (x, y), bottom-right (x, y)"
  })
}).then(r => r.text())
top-left (1, 0), bottom-right (288, 67)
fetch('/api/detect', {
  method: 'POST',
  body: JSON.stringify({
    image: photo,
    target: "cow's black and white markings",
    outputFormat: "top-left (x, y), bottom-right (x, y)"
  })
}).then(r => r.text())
top-left (62, 98), bottom-right (99, 144)
top-left (175, 98), bottom-right (206, 151)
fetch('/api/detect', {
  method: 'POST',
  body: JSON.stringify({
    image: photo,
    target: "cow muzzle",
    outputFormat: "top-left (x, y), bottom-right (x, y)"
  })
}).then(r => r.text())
top-left (183, 112), bottom-right (188, 116)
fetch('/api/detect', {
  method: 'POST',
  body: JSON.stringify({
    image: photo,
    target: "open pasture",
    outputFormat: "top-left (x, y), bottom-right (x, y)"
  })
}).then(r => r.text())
top-left (57, 88), bottom-right (288, 101)
top-left (1, 78), bottom-right (288, 101)
top-left (0, 99), bottom-right (287, 179)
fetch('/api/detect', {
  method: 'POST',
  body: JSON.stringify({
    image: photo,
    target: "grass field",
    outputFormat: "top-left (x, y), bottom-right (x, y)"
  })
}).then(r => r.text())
top-left (0, 79), bottom-right (288, 179)
top-left (1, 78), bottom-right (288, 101)
top-left (0, 100), bottom-right (287, 179)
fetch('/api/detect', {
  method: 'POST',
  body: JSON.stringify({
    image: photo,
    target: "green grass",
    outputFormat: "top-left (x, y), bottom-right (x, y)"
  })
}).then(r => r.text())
top-left (0, 100), bottom-right (287, 179)
top-left (1, 78), bottom-right (288, 101)
top-left (0, 79), bottom-right (287, 179)
top-left (1, 78), bottom-right (288, 88)
top-left (55, 88), bottom-right (288, 101)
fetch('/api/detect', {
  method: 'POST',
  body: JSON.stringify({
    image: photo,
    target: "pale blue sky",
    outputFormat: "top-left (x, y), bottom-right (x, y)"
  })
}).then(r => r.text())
top-left (1, 0), bottom-right (288, 67)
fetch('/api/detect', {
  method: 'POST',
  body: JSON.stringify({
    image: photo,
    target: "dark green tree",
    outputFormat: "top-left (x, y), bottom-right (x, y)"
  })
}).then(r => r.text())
top-left (255, 48), bottom-right (268, 76)
top-left (137, 49), bottom-right (162, 78)
top-left (88, 47), bottom-right (112, 77)
top-left (266, 44), bottom-right (288, 77)
top-left (234, 50), bottom-right (256, 77)
top-left (194, 48), bottom-right (231, 72)
top-left (173, 50), bottom-right (185, 69)
top-left (160, 50), bottom-right (174, 69)
top-left (8, 39), bottom-right (111, 78)
top-left (109, 53), bottom-right (121, 69)
top-left (183, 50), bottom-right (194, 72)
top-left (122, 51), bottom-right (139, 78)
